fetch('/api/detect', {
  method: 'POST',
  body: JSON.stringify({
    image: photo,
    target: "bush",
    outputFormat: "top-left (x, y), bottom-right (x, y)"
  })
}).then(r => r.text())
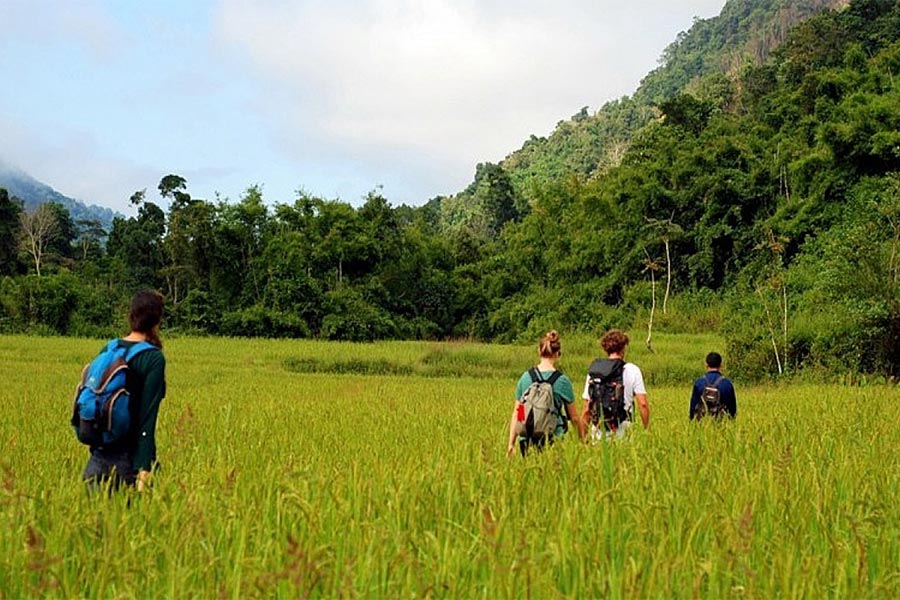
top-left (320, 287), bottom-right (396, 341)
top-left (14, 274), bottom-right (80, 335)
top-left (221, 305), bottom-right (311, 338)
top-left (171, 289), bottom-right (222, 334)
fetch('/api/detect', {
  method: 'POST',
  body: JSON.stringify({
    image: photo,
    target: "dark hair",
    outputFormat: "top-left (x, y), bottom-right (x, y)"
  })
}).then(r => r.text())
top-left (129, 290), bottom-right (164, 348)
top-left (706, 352), bottom-right (723, 369)
top-left (539, 330), bottom-right (562, 358)
top-left (601, 329), bottom-right (629, 355)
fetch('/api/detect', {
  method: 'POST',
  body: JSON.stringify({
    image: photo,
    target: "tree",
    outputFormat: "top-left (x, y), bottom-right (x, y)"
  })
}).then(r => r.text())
top-left (75, 219), bottom-right (106, 261)
top-left (470, 163), bottom-right (521, 236)
top-left (19, 204), bottom-right (59, 276)
top-left (45, 202), bottom-right (77, 264)
top-left (659, 94), bottom-right (714, 135)
top-left (158, 174), bottom-right (190, 207)
top-left (645, 215), bottom-right (683, 314)
top-left (107, 194), bottom-right (166, 288)
top-left (0, 188), bottom-right (22, 275)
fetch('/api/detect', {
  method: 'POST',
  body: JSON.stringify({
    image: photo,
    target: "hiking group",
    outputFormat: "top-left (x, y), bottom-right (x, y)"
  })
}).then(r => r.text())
top-left (509, 329), bottom-right (737, 457)
top-left (69, 290), bottom-right (737, 490)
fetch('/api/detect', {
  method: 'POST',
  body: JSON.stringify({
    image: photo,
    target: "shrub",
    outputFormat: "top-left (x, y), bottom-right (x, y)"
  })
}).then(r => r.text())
top-left (221, 304), bottom-right (311, 338)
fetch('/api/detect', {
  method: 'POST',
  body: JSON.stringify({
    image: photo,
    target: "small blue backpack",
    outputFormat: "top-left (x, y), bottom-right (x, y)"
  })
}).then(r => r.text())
top-left (71, 340), bottom-right (156, 446)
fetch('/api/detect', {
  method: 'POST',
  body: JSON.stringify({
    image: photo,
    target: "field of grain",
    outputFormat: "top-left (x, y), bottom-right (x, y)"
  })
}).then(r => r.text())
top-left (1, 333), bottom-right (899, 598)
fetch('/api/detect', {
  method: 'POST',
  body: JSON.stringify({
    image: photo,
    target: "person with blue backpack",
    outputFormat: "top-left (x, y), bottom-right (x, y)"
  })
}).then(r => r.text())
top-left (690, 351), bottom-right (737, 421)
top-left (72, 290), bottom-right (167, 491)
top-left (507, 330), bottom-right (585, 457)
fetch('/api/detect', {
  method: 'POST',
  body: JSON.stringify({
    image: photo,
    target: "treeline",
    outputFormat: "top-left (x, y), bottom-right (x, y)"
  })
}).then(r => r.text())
top-left (3, 0), bottom-right (900, 379)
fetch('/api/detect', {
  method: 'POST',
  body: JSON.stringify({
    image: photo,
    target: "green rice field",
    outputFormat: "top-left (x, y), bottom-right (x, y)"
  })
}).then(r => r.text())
top-left (1, 333), bottom-right (899, 598)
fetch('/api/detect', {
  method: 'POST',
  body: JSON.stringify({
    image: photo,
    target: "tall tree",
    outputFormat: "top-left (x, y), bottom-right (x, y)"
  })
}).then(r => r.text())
top-left (75, 219), bottom-right (106, 261)
top-left (107, 194), bottom-right (166, 288)
top-left (45, 202), bottom-right (77, 263)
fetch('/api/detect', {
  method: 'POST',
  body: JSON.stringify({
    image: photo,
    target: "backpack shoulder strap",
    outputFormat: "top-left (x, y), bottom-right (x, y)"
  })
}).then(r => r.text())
top-left (527, 367), bottom-right (543, 384)
top-left (543, 370), bottom-right (567, 421)
top-left (707, 373), bottom-right (724, 388)
top-left (545, 370), bottom-right (562, 386)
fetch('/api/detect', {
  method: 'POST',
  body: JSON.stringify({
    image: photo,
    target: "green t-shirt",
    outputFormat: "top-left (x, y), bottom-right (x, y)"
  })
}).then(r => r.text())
top-left (515, 369), bottom-right (575, 438)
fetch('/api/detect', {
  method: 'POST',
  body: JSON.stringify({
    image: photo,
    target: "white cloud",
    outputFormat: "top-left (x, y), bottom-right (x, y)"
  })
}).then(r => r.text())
top-left (214, 0), bottom-right (725, 200)
top-left (0, 0), bottom-right (125, 61)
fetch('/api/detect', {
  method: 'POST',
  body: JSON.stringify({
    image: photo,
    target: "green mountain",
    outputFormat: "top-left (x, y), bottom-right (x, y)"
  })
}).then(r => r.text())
top-left (0, 160), bottom-right (120, 231)
top-left (492, 0), bottom-right (851, 200)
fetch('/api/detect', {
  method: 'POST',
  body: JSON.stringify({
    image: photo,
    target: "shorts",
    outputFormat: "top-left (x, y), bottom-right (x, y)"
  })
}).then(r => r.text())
top-left (590, 420), bottom-right (633, 442)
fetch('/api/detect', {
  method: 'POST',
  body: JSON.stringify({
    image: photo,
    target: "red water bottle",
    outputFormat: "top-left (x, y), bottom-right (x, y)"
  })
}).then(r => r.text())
top-left (516, 403), bottom-right (525, 421)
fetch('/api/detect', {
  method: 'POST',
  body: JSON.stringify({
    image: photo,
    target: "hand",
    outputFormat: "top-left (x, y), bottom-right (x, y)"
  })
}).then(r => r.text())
top-left (506, 444), bottom-right (516, 458)
top-left (136, 469), bottom-right (152, 492)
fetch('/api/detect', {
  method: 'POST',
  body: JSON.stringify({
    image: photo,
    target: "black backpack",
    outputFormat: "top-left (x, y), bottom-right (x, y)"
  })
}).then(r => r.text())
top-left (696, 374), bottom-right (725, 420)
top-left (587, 358), bottom-right (627, 430)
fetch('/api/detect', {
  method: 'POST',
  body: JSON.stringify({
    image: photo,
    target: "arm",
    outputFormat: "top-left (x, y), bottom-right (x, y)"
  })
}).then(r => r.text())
top-left (133, 352), bottom-right (166, 490)
top-left (725, 380), bottom-right (737, 418)
top-left (689, 381), bottom-right (701, 420)
top-left (581, 401), bottom-right (592, 429)
top-left (629, 366), bottom-right (649, 429)
top-left (507, 404), bottom-right (520, 457)
top-left (580, 375), bottom-right (592, 429)
top-left (555, 376), bottom-right (583, 442)
top-left (635, 393), bottom-right (649, 429)
top-left (566, 402), bottom-right (586, 442)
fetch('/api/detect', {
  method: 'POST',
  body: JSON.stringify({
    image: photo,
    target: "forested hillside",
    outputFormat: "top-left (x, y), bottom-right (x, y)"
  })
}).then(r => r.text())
top-left (494, 0), bottom-right (850, 200)
top-left (2, 0), bottom-right (899, 379)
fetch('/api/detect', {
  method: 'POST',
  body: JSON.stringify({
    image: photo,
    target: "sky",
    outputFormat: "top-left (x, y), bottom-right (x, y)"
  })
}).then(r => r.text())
top-left (0, 0), bottom-right (726, 214)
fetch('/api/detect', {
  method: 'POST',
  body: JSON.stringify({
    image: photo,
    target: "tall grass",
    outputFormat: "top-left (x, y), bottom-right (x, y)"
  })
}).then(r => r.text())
top-left (1, 335), bottom-right (898, 597)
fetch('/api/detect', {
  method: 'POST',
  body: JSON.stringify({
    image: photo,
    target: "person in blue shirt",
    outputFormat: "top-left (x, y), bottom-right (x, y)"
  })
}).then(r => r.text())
top-left (690, 352), bottom-right (737, 420)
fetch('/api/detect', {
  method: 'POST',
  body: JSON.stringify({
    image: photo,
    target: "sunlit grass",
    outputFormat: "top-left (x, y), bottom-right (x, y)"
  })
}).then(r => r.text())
top-left (1, 334), bottom-right (899, 597)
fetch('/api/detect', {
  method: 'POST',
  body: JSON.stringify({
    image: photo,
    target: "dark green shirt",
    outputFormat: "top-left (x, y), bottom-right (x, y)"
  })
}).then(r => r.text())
top-left (117, 340), bottom-right (166, 472)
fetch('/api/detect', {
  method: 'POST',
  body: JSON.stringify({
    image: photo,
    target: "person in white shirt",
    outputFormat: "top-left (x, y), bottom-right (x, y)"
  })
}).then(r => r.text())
top-left (581, 329), bottom-right (649, 439)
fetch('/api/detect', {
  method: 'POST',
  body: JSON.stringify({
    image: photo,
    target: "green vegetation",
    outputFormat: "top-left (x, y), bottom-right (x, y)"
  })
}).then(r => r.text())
top-left (2, 334), bottom-right (899, 597)
top-left (3, 0), bottom-right (900, 381)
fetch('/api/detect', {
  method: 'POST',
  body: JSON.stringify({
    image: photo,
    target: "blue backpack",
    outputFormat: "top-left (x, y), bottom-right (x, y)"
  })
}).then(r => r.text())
top-left (71, 340), bottom-right (156, 446)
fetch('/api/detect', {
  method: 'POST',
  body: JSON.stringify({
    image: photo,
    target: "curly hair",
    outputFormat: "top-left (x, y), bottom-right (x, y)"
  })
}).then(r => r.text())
top-left (601, 329), bottom-right (629, 355)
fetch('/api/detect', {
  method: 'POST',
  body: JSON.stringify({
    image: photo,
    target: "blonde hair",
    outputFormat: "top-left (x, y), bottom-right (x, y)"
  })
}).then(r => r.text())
top-left (601, 329), bottom-right (629, 355)
top-left (539, 330), bottom-right (562, 358)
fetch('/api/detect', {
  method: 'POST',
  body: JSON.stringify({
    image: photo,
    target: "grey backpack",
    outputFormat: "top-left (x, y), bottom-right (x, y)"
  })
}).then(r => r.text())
top-left (514, 369), bottom-right (563, 442)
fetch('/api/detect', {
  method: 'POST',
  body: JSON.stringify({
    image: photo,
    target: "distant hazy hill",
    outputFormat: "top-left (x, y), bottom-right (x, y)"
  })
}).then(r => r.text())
top-left (0, 161), bottom-right (120, 230)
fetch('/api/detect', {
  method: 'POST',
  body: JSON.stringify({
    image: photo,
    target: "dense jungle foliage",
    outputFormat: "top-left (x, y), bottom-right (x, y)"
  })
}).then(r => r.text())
top-left (2, 0), bottom-right (900, 379)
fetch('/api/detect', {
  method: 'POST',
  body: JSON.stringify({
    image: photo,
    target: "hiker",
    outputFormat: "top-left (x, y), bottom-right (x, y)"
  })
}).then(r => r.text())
top-left (690, 351), bottom-right (737, 420)
top-left (78, 290), bottom-right (167, 491)
top-left (508, 330), bottom-right (584, 457)
top-left (582, 329), bottom-right (649, 440)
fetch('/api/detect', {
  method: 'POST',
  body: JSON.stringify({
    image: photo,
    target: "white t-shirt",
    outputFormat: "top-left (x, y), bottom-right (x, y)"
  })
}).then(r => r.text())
top-left (582, 362), bottom-right (647, 415)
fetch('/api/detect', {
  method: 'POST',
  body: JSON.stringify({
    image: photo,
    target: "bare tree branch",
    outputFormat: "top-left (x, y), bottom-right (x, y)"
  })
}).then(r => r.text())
top-left (19, 205), bottom-right (58, 276)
